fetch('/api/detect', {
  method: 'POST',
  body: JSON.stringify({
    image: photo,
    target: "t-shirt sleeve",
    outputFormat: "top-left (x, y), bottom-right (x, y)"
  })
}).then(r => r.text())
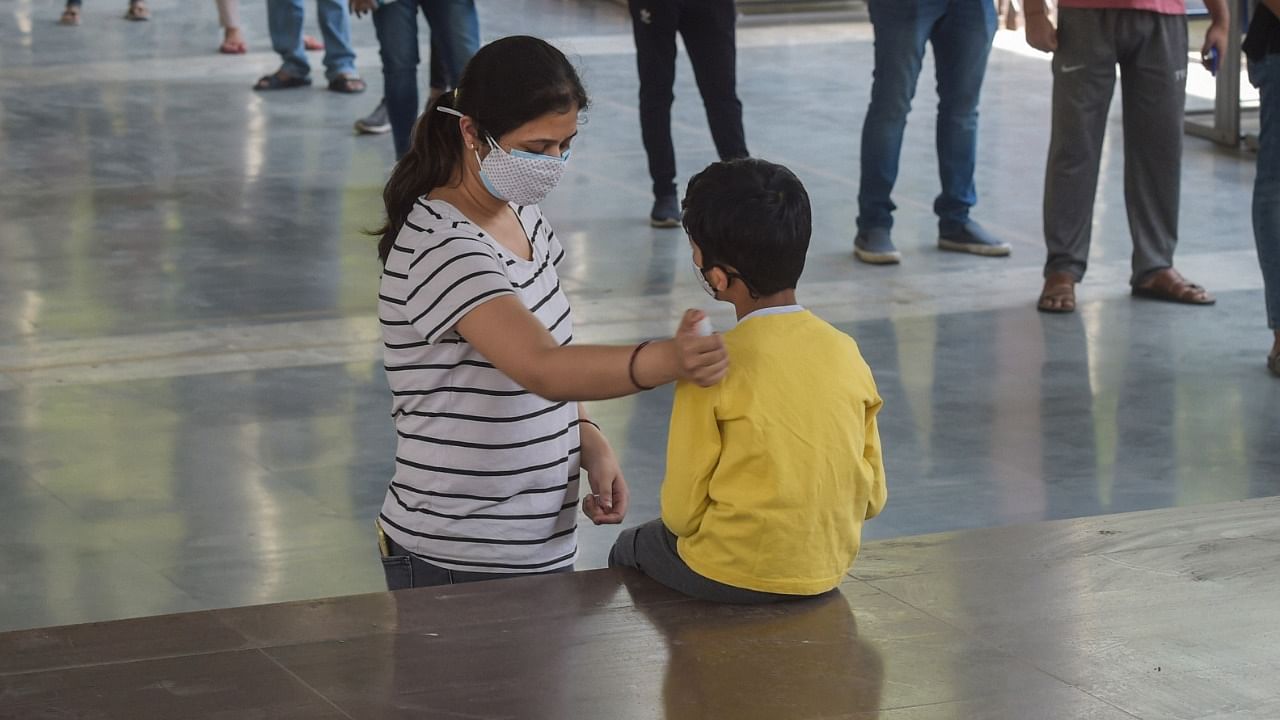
top-left (385, 235), bottom-right (515, 344)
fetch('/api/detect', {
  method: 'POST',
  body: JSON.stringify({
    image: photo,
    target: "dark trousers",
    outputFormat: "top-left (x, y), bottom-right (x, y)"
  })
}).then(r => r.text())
top-left (610, 519), bottom-right (809, 604)
top-left (628, 0), bottom-right (749, 198)
top-left (380, 535), bottom-right (570, 589)
top-left (1043, 8), bottom-right (1186, 285)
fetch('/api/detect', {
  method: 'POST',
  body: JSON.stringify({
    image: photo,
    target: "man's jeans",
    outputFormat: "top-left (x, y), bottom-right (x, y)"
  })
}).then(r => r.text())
top-left (374, 0), bottom-right (480, 159)
top-left (266, 0), bottom-right (357, 82)
top-left (857, 0), bottom-right (996, 234)
top-left (1251, 54), bottom-right (1280, 330)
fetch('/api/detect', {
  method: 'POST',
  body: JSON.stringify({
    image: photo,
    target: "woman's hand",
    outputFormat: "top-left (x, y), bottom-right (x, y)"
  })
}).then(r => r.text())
top-left (672, 309), bottom-right (729, 388)
top-left (579, 421), bottom-right (628, 525)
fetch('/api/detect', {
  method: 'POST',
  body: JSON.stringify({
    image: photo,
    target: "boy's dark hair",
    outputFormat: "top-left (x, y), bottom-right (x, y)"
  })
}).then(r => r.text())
top-left (682, 158), bottom-right (812, 297)
top-left (376, 36), bottom-right (589, 263)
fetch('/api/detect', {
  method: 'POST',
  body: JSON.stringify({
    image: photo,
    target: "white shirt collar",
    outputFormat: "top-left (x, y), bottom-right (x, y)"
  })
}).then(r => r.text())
top-left (738, 304), bottom-right (805, 324)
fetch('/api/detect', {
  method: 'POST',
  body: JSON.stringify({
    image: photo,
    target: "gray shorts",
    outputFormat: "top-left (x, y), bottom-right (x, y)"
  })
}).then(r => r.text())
top-left (609, 518), bottom-right (820, 604)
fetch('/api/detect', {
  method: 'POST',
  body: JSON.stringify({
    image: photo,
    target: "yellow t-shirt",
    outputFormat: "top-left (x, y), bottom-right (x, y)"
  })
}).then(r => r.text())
top-left (660, 309), bottom-right (887, 596)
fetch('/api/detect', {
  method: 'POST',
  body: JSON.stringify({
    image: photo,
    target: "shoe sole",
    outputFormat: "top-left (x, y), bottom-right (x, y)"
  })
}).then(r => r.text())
top-left (650, 218), bottom-right (682, 229)
top-left (938, 238), bottom-right (1011, 257)
top-left (854, 248), bottom-right (901, 265)
top-left (354, 124), bottom-right (391, 135)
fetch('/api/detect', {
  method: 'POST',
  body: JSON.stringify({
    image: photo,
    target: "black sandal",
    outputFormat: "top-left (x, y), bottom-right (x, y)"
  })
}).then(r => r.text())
top-left (327, 74), bottom-right (367, 94)
top-left (254, 71), bottom-right (311, 91)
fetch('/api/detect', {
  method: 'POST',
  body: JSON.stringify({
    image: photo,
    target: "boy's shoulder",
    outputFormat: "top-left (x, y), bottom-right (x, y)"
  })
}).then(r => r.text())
top-left (725, 311), bottom-right (865, 367)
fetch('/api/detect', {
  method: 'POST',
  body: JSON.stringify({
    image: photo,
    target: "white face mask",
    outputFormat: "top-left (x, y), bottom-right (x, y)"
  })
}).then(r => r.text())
top-left (437, 106), bottom-right (569, 206)
top-left (476, 136), bottom-right (570, 206)
top-left (694, 262), bottom-right (717, 298)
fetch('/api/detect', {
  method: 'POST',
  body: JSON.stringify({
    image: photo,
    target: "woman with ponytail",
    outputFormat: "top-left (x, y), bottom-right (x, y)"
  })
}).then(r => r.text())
top-left (374, 35), bottom-right (728, 588)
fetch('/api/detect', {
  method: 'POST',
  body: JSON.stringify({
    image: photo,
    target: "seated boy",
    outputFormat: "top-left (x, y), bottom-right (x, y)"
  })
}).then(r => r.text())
top-left (608, 158), bottom-right (888, 603)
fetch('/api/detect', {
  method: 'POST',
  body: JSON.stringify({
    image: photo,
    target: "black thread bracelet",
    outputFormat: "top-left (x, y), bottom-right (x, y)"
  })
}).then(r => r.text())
top-left (629, 341), bottom-right (655, 391)
top-left (580, 418), bottom-right (601, 431)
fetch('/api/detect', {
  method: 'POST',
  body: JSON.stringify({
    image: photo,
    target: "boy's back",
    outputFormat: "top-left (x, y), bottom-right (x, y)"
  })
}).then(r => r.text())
top-left (661, 308), bottom-right (887, 596)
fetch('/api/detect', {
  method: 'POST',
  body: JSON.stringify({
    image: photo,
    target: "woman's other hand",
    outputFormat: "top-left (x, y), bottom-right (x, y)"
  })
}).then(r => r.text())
top-left (580, 422), bottom-right (628, 525)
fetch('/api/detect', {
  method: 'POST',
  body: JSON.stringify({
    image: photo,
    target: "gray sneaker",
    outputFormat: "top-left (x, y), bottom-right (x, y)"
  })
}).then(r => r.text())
top-left (854, 227), bottom-right (901, 265)
top-left (355, 98), bottom-right (390, 135)
top-left (938, 221), bottom-right (1011, 257)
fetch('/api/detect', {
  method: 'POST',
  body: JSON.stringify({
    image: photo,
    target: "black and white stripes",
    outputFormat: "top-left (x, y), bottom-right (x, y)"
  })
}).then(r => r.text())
top-left (377, 199), bottom-right (579, 573)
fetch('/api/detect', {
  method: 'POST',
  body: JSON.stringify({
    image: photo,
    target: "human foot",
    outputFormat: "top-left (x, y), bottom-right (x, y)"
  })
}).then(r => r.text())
top-left (1037, 271), bottom-right (1077, 313)
top-left (1131, 268), bottom-right (1215, 305)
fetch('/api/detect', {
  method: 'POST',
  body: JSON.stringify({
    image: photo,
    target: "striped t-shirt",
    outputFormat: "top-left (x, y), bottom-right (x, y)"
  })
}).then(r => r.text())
top-left (377, 198), bottom-right (580, 573)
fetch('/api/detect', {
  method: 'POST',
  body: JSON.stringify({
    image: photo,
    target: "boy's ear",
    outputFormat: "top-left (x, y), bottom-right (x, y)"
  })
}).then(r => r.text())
top-left (707, 266), bottom-right (731, 294)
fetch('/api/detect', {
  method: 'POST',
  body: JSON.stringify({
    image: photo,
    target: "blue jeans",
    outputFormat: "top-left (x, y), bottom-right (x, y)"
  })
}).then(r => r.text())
top-left (1251, 54), bottom-right (1280, 330)
top-left (266, 0), bottom-right (357, 82)
top-left (857, 0), bottom-right (996, 234)
top-left (373, 0), bottom-right (479, 159)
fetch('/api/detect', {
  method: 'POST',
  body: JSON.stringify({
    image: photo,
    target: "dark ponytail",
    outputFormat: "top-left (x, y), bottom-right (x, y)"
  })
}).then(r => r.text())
top-left (376, 36), bottom-right (590, 262)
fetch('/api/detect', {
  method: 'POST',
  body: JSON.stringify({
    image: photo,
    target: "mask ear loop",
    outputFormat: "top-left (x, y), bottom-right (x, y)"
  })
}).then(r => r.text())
top-left (435, 105), bottom-right (490, 170)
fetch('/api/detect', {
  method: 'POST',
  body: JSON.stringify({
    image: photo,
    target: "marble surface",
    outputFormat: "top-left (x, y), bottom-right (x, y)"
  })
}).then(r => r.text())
top-left (0, 0), bottom-right (1276, 633)
top-left (1, 499), bottom-right (1277, 719)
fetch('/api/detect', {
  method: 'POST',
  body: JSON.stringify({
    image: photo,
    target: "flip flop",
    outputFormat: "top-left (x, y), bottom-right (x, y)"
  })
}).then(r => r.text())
top-left (219, 40), bottom-right (247, 54)
top-left (59, 6), bottom-right (81, 25)
top-left (1131, 269), bottom-right (1215, 306)
top-left (304, 35), bottom-right (324, 51)
top-left (254, 71), bottom-right (311, 91)
top-left (1037, 272), bottom-right (1077, 314)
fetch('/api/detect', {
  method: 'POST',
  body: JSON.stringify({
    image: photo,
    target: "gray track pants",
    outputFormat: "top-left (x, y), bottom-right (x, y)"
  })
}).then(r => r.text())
top-left (1043, 8), bottom-right (1188, 285)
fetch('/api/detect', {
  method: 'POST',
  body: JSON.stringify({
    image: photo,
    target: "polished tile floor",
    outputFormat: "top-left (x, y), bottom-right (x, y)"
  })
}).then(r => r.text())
top-left (0, 0), bottom-right (1277, 632)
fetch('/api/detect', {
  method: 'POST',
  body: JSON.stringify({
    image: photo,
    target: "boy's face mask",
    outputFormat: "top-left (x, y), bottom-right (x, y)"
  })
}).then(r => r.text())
top-left (694, 262), bottom-right (718, 298)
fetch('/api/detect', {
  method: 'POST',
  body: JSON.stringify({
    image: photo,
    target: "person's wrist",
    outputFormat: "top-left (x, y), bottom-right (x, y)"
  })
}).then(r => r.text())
top-left (633, 339), bottom-right (676, 390)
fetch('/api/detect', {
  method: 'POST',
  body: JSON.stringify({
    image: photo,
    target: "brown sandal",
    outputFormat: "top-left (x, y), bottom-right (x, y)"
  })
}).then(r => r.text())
top-left (124, 0), bottom-right (149, 20)
top-left (1132, 268), bottom-right (1215, 306)
top-left (1037, 271), bottom-right (1077, 314)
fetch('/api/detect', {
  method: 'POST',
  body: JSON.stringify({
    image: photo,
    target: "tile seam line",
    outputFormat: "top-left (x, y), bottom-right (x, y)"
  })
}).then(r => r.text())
top-left (256, 647), bottom-right (358, 720)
